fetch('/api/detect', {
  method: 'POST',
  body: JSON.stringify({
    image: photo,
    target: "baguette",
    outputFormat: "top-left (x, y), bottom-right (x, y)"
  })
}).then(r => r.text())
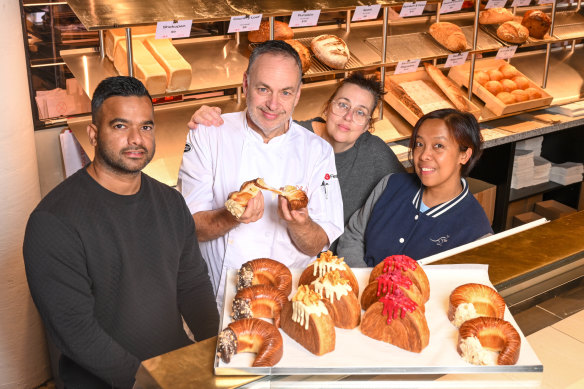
top-left (386, 79), bottom-right (424, 119)
top-left (429, 22), bottom-right (467, 52)
top-left (424, 63), bottom-right (471, 112)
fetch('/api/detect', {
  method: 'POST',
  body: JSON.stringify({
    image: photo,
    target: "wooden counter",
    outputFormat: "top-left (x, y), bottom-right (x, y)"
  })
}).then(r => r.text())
top-left (135, 211), bottom-right (584, 389)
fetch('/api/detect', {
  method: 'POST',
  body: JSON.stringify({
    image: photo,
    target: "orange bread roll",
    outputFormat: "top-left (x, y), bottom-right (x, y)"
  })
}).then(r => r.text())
top-left (474, 70), bottom-right (490, 86)
top-left (512, 76), bottom-right (530, 89)
top-left (484, 80), bottom-right (503, 95)
top-left (496, 91), bottom-right (517, 104)
top-left (501, 79), bottom-right (518, 92)
top-left (499, 63), bottom-right (520, 79)
top-left (511, 89), bottom-right (529, 102)
top-left (525, 87), bottom-right (542, 99)
top-left (488, 69), bottom-right (504, 81)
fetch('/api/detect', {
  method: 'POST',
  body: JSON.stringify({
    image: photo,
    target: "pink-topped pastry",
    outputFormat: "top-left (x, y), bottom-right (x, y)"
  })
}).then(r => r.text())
top-left (360, 271), bottom-right (425, 311)
top-left (369, 255), bottom-right (430, 302)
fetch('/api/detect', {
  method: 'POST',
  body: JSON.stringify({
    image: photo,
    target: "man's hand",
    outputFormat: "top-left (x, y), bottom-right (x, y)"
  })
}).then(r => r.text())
top-left (277, 196), bottom-right (309, 226)
top-left (238, 192), bottom-right (265, 224)
top-left (187, 105), bottom-right (224, 129)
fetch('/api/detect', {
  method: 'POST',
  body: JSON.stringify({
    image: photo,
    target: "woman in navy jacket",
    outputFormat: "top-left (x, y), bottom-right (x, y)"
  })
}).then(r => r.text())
top-left (337, 108), bottom-right (493, 266)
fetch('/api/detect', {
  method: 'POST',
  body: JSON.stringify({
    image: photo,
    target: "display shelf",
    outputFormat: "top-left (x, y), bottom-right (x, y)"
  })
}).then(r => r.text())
top-left (66, 0), bottom-right (402, 30)
top-left (553, 10), bottom-right (584, 40)
top-left (510, 181), bottom-right (565, 202)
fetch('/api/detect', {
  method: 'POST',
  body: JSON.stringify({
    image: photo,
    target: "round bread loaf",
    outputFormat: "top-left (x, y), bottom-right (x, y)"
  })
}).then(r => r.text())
top-left (285, 39), bottom-right (311, 73)
top-left (310, 34), bottom-right (350, 69)
top-left (474, 70), bottom-right (490, 86)
top-left (484, 80), bottom-right (503, 95)
top-left (525, 87), bottom-right (542, 99)
top-left (497, 21), bottom-right (529, 44)
top-left (501, 79), bottom-right (518, 92)
top-left (488, 69), bottom-right (504, 81)
top-left (512, 75), bottom-right (530, 89)
top-left (496, 91), bottom-right (517, 104)
top-left (511, 89), bottom-right (529, 102)
top-left (478, 7), bottom-right (514, 24)
top-left (499, 63), bottom-right (520, 78)
top-left (248, 20), bottom-right (294, 43)
top-left (521, 9), bottom-right (551, 39)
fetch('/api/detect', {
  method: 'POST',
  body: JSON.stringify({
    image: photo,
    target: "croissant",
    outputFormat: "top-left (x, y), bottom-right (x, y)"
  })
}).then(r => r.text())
top-left (280, 185), bottom-right (309, 210)
top-left (279, 285), bottom-right (335, 356)
top-left (232, 284), bottom-right (288, 328)
top-left (310, 270), bottom-right (360, 329)
top-left (298, 251), bottom-right (359, 297)
top-left (448, 283), bottom-right (506, 328)
top-left (360, 289), bottom-right (429, 353)
top-left (360, 271), bottom-right (425, 312)
top-left (237, 258), bottom-right (292, 297)
top-left (216, 318), bottom-right (283, 367)
top-left (457, 317), bottom-right (521, 365)
top-left (369, 255), bottom-right (430, 302)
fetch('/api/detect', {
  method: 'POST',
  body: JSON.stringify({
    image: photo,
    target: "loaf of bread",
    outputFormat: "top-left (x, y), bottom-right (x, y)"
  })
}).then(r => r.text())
top-left (113, 39), bottom-right (167, 95)
top-left (479, 7), bottom-right (514, 25)
top-left (386, 79), bottom-right (424, 119)
top-left (429, 22), bottom-right (468, 52)
top-left (521, 10), bottom-right (552, 39)
top-left (310, 35), bottom-right (350, 69)
top-left (497, 21), bottom-right (529, 44)
top-left (248, 20), bottom-right (294, 43)
top-left (285, 39), bottom-right (311, 73)
top-left (424, 63), bottom-right (471, 112)
top-left (143, 37), bottom-right (192, 92)
top-left (105, 26), bottom-right (156, 61)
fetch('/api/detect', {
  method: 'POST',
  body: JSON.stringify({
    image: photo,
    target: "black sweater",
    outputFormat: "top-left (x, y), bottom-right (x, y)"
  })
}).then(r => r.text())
top-left (23, 167), bottom-right (219, 389)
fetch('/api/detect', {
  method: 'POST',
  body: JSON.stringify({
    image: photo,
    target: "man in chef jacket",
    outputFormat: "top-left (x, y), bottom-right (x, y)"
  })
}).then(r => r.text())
top-left (178, 40), bottom-right (344, 308)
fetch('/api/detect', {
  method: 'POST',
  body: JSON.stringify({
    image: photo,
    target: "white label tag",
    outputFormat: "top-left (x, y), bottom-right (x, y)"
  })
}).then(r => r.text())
top-left (289, 10), bottom-right (321, 27)
top-left (394, 58), bottom-right (421, 74)
top-left (440, 0), bottom-right (464, 14)
top-left (445, 51), bottom-right (469, 68)
top-left (228, 14), bottom-right (263, 33)
top-left (538, 0), bottom-right (555, 4)
top-left (352, 4), bottom-right (382, 21)
top-left (155, 20), bottom-right (193, 39)
top-left (496, 45), bottom-right (518, 59)
top-left (485, 0), bottom-right (508, 8)
top-left (400, 2), bottom-right (427, 17)
top-left (511, 0), bottom-right (532, 6)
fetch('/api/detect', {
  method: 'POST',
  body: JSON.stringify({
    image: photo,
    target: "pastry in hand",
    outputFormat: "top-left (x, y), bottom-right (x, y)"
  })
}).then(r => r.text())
top-left (311, 270), bottom-right (361, 329)
top-left (225, 179), bottom-right (262, 219)
top-left (280, 285), bottom-right (335, 355)
top-left (369, 255), bottom-right (430, 303)
top-left (361, 288), bottom-right (430, 353)
top-left (298, 250), bottom-right (359, 297)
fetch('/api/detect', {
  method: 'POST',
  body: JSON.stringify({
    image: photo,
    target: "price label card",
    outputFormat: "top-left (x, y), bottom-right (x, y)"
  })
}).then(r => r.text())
top-left (352, 4), bottom-right (382, 21)
top-left (289, 10), bottom-right (321, 27)
top-left (511, 0), bottom-right (532, 6)
top-left (496, 45), bottom-right (518, 59)
top-left (440, 0), bottom-right (464, 14)
top-left (155, 20), bottom-right (193, 39)
top-left (485, 0), bottom-right (508, 8)
top-left (400, 2), bottom-right (427, 17)
top-left (445, 51), bottom-right (469, 68)
top-left (394, 58), bottom-right (421, 75)
top-left (228, 14), bottom-right (262, 33)
top-left (538, 0), bottom-right (555, 4)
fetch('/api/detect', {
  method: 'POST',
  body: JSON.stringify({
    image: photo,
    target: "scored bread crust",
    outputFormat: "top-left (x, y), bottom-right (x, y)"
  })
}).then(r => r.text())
top-left (429, 22), bottom-right (468, 52)
top-left (478, 7), bottom-right (514, 24)
top-left (285, 39), bottom-right (311, 73)
top-left (496, 21), bottom-right (529, 44)
top-left (457, 316), bottom-right (521, 365)
top-left (310, 34), bottom-right (350, 69)
top-left (280, 300), bottom-right (336, 355)
top-left (360, 300), bottom-right (430, 353)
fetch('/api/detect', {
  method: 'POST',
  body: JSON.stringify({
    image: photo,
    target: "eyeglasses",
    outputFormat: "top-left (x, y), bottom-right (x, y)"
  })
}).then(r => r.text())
top-left (330, 99), bottom-right (371, 126)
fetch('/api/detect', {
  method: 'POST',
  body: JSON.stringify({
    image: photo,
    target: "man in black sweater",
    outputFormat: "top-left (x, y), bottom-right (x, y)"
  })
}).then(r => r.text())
top-left (23, 76), bottom-right (219, 388)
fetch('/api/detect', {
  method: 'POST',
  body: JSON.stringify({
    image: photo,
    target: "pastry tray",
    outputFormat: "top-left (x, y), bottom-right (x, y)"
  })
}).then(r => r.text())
top-left (214, 264), bottom-right (543, 376)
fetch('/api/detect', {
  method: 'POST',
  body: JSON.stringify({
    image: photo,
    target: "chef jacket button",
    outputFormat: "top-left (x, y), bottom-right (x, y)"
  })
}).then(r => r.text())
top-left (399, 238), bottom-right (404, 243)
top-left (415, 215), bottom-right (419, 220)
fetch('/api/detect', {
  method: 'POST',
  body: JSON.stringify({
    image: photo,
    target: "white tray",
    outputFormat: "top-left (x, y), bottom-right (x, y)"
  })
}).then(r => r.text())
top-left (214, 264), bottom-right (543, 376)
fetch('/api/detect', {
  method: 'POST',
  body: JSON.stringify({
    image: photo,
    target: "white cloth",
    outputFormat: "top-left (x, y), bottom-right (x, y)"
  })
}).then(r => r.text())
top-left (178, 111), bottom-right (344, 307)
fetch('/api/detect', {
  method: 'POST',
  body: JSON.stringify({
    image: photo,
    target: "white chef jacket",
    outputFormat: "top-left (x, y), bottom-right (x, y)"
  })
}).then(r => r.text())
top-left (178, 111), bottom-right (344, 307)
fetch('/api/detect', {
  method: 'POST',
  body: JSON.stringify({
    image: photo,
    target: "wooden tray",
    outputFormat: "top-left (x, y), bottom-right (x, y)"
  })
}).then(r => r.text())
top-left (384, 68), bottom-right (481, 126)
top-left (448, 58), bottom-right (553, 116)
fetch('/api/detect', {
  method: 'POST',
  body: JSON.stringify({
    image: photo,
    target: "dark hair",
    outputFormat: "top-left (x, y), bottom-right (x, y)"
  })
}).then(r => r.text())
top-left (408, 109), bottom-right (483, 177)
top-left (246, 40), bottom-right (303, 81)
top-left (323, 72), bottom-right (386, 130)
top-left (91, 76), bottom-right (152, 124)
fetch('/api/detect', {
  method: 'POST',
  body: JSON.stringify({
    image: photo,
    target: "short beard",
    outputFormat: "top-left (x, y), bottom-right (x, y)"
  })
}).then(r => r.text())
top-left (95, 140), bottom-right (154, 176)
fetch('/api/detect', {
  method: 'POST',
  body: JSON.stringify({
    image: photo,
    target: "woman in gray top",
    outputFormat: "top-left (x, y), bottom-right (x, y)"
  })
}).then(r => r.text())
top-left (188, 72), bottom-right (404, 249)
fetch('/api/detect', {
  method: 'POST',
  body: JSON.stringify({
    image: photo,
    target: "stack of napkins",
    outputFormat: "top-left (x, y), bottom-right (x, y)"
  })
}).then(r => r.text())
top-left (511, 149), bottom-right (535, 189)
top-left (550, 162), bottom-right (584, 185)
top-left (532, 156), bottom-right (552, 186)
top-left (516, 136), bottom-right (543, 156)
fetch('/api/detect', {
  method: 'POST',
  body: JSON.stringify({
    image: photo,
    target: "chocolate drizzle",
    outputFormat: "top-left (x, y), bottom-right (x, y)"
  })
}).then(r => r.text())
top-left (231, 298), bottom-right (252, 321)
top-left (376, 271), bottom-right (413, 297)
top-left (217, 327), bottom-right (238, 363)
top-left (380, 288), bottom-right (418, 324)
